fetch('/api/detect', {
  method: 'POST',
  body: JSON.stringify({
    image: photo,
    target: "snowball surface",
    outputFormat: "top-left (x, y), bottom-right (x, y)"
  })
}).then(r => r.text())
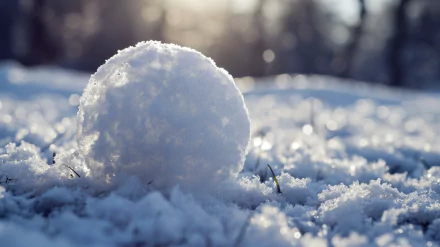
top-left (77, 41), bottom-right (250, 191)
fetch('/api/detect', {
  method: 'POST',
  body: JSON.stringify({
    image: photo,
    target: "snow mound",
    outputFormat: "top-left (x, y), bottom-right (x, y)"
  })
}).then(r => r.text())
top-left (4, 63), bottom-right (440, 246)
top-left (77, 41), bottom-right (250, 192)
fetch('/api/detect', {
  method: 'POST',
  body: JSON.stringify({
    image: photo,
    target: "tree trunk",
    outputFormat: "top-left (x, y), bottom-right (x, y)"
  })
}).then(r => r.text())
top-left (389, 0), bottom-right (412, 87)
top-left (339, 0), bottom-right (367, 78)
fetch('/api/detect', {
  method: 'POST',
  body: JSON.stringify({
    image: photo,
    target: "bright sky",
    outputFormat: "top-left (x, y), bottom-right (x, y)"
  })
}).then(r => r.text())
top-left (164, 0), bottom-right (394, 24)
top-left (164, 0), bottom-right (256, 13)
top-left (319, 0), bottom-right (396, 26)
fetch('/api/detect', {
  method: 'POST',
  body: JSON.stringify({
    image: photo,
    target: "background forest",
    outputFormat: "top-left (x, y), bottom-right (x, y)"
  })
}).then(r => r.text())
top-left (1, 0), bottom-right (439, 88)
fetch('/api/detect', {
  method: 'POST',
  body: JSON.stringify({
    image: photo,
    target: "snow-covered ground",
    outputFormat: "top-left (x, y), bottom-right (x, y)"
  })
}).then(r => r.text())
top-left (1, 61), bottom-right (440, 246)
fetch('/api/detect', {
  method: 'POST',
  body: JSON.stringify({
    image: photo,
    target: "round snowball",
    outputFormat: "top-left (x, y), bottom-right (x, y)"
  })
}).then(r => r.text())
top-left (77, 41), bottom-right (250, 192)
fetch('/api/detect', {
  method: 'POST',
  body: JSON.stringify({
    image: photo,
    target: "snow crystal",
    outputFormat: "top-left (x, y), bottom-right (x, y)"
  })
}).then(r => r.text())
top-left (77, 41), bottom-right (250, 192)
top-left (318, 180), bottom-right (402, 236)
top-left (242, 204), bottom-right (326, 247)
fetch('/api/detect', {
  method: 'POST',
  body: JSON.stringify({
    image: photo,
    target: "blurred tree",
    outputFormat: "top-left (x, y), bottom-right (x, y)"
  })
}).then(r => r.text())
top-left (1, 0), bottom-right (440, 88)
top-left (404, 0), bottom-right (440, 88)
top-left (389, 0), bottom-right (413, 87)
top-left (277, 0), bottom-right (332, 75)
top-left (210, 1), bottom-right (261, 77)
top-left (248, 0), bottom-right (269, 77)
top-left (339, 0), bottom-right (367, 78)
top-left (74, 0), bottom-right (137, 70)
top-left (0, 0), bottom-right (18, 60)
top-left (71, 0), bottom-right (167, 71)
top-left (19, 0), bottom-right (61, 65)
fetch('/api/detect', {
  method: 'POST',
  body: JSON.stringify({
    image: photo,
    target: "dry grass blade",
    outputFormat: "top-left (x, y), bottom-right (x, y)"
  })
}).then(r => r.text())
top-left (64, 164), bottom-right (81, 178)
top-left (267, 164), bottom-right (281, 194)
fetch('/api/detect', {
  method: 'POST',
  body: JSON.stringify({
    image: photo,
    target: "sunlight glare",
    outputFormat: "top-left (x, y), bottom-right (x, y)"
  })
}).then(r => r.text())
top-left (263, 49), bottom-right (275, 63)
top-left (253, 136), bottom-right (262, 147)
top-left (302, 124), bottom-right (313, 135)
top-left (261, 141), bottom-right (272, 151)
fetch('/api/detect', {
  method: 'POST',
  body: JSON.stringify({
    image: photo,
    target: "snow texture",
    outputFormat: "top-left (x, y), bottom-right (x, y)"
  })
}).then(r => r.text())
top-left (77, 41), bottom-right (250, 192)
top-left (1, 57), bottom-right (440, 246)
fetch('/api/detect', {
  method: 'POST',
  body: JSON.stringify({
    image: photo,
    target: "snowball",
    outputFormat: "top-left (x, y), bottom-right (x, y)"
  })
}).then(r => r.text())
top-left (77, 41), bottom-right (250, 192)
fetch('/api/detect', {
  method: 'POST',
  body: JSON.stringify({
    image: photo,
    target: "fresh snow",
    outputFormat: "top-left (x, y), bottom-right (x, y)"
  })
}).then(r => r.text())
top-left (0, 51), bottom-right (440, 246)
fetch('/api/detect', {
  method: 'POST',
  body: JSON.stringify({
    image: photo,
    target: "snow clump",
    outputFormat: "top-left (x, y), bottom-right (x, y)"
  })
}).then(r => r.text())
top-left (77, 41), bottom-right (250, 192)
